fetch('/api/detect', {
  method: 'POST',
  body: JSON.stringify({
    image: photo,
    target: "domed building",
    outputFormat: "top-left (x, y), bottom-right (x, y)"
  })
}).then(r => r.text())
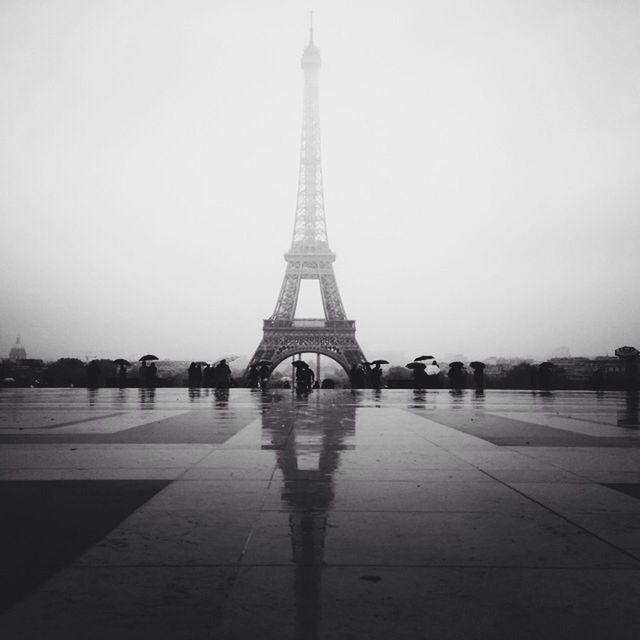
top-left (9, 336), bottom-right (27, 362)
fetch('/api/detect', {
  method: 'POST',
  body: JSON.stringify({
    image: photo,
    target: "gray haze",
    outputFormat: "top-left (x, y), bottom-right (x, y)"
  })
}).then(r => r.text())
top-left (1, 0), bottom-right (639, 362)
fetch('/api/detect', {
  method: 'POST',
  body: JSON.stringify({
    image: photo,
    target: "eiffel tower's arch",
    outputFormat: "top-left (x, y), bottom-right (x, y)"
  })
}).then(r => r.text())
top-left (270, 347), bottom-right (352, 377)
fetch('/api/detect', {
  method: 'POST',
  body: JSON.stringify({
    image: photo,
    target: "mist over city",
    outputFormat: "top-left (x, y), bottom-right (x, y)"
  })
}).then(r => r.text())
top-left (2, 0), bottom-right (639, 364)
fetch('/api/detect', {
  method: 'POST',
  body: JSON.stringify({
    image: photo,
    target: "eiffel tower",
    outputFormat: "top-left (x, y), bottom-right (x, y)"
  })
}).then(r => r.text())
top-left (248, 21), bottom-right (366, 375)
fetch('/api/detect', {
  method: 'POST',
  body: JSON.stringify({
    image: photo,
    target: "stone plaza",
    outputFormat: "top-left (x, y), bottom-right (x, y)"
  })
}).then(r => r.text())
top-left (1, 387), bottom-right (639, 638)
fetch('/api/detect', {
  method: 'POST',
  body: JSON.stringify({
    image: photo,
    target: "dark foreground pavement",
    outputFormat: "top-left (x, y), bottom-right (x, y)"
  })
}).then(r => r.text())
top-left (1, 388), bottom-right (639, 639)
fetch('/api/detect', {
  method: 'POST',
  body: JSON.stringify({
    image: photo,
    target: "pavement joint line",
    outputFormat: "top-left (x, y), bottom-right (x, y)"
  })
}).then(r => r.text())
top-left (394, 411), bottom-right (640, 564)
top-left (477, 468), bottom-right (640, 566)
top-left (206, 410), bottom-right (291, 639)
top-left (0, 411), bottom-right (126, 431)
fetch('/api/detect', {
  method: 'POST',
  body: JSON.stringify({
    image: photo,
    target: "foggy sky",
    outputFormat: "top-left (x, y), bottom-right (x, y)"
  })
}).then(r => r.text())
top-left (1, 0), bottom-right (639, 363)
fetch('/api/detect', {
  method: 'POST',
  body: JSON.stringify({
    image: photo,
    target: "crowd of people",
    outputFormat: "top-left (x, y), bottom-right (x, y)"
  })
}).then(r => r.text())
top-left (82, 354), bottom-right (570, 393)
top-left (187, 360), bottom-right (232, 388)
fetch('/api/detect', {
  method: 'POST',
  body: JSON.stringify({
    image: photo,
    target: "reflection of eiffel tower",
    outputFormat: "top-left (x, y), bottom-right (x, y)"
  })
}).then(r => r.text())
top-left (261, 398), bottom-right (356, 639)
top-left (248, 21), bottom-right (366, 374)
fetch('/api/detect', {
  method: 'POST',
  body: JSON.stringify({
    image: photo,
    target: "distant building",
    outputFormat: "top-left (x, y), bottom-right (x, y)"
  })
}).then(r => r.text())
top-left (549, 356), bottom-right (624, 383)
top-left (8, 336), bottom-right (27, 362)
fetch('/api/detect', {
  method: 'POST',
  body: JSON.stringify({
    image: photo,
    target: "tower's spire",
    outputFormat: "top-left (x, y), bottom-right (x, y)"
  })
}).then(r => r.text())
top-left (309, 11), bottom-right (314, 44)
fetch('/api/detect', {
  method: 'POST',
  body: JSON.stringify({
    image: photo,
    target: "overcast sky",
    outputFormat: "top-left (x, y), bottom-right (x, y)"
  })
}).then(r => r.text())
top-left (1, 0), bottom-right (639, 363)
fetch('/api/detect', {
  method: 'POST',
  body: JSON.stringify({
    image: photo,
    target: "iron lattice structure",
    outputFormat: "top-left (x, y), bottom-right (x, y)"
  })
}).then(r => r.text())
top-left (248, 25), bottom-right (366, 375)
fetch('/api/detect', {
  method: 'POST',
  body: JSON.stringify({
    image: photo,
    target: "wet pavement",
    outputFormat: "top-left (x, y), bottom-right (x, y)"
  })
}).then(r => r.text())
top-left (1, 388), bottom-right (640, 639)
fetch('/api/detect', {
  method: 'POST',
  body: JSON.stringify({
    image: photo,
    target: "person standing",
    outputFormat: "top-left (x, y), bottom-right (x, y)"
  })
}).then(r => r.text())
top-left (214, 359), bottom-right (232, 389)
top-left (371, 363), bottom-right (383, 390)
top-left (258, 364), bottom-right (270, 390)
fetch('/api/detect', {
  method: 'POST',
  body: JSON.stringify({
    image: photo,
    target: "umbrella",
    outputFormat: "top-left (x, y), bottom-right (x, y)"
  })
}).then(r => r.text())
top-left (448, 361), bottom-right (464, 368)
top-left (414, 355), bottom-right (434, 361)
top-left (212, 355), bottom-right (239, 365)
top-left (139, 354), bottom-right (159, 361)
top-left (371, 359), bottom-right (389, 365)
top-left (194, 361), bottom-right (209, 367)
top-left (113, 359), bottom-right (131, 366)
top-left (615, 346), bottom-right (640, 358)
top-left (406, 362), bottom-right (426, 370)
top-left (257, 360), bottom-right (272, 366)
top-left (291, 361), bottom-right (309, 368)
top-left (539, 361), bottom-right (556, 368)
top-left (469, 361), bottom-right (485, 370)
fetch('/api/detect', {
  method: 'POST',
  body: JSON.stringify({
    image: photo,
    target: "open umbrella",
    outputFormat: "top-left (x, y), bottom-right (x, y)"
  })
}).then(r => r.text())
top-left (414, 355), bottom-right (434, 362)
top-left (469, 361), bottom-right (485, 370)
top-left (371, 359), bottom-right (389, 365)
top-left (113, 359), bottom-right (131, 367)
top-left (539, 361), bottom-right (556, 369)
top-left (406, 362), bottom-right (426, 370)
top-left (291, 361), bottom-right (309, 368)
top-left (139, 354), bottom-right (159, 361)
top-left (194, 361), bottom-right (209, 367)
top-left (212, 355), bottom-right (239, 366)
top-left (448, 361), bottom-right (465, 368)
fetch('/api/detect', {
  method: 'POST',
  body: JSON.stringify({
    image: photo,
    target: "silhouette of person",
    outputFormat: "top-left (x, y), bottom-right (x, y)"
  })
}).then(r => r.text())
top-left (447, 363), bottom-right (466, 390)
top-left (187, 362), bottom-right (197, 387)
top-left (306, 367), bottom-right (315, 391)
top-left (321, 378), bottom-right (335, 389)
top-left (248, 365), bottom-right (260, 389)
top-left (350, 365), bottom-right (366, 389)
top-left (471, 363), bottom-right (485, 391)
top-left (295, 364), bottom-right (314, 393)
top-left (203, 364), bottom-right (214, 388)
top-left (118, 364), bottom-right (128, 388)
top-left (258, 364), bottom-right (270, 390)
top-left (538, 364), bottom-right (552, 392)
top-left (591, 368), bottom-right (605, 391)
top-left (413, 366), bottom-right (428, 389)
top-left (529, 365), bottom-right (538, 390)
top-left (139, 360), bottom-right (148, 387)
top-left (362, 362), bottom-right (373, 387)
top-left (147, 362), bottom-right (158, 387)
top-left (214, 359), bottom-right (232, 389)
top-left (371, 364), bottom-right (383, 390)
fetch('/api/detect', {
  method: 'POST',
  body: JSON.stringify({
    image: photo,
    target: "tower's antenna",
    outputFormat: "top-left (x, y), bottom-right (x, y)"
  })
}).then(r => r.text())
top-left (309, 10), bottom-right (314, 44)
